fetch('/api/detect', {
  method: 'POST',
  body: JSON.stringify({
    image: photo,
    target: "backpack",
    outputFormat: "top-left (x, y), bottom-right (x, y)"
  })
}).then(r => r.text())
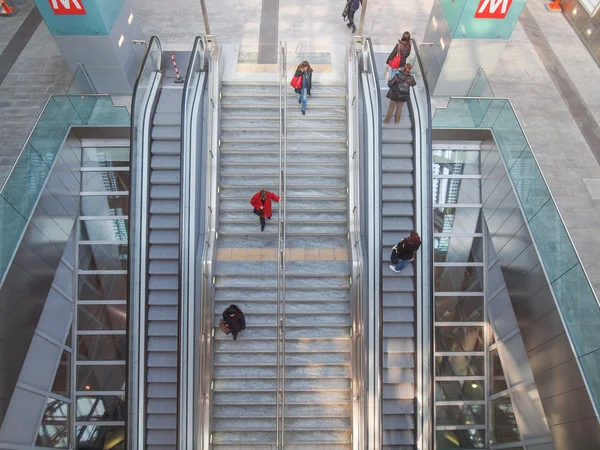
top-left (342, 0), bottom-right (351, 21)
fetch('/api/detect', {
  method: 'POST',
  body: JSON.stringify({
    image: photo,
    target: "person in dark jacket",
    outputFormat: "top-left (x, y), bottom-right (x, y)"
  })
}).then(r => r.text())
top-left (384, 63), bottom-right (416, 125)
top-left (386, 31), bottom-right (412, 78)
top-left (293, 61), bottom-right (313, 115)
top-left (250, 189), bottom-right (281, 231)
top-left (222, 304), bottom-right (246, 340)
top-left (346, 0), bottom-right (362, 33)
top-left (390, 231), bottom-right (421, 273)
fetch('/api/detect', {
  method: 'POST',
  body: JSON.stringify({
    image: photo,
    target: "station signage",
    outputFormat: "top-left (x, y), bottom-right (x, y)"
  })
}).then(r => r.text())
top-left (474, 0), bottom-right (513, 18)
top-left (48, 0), bottom-right (86, 14)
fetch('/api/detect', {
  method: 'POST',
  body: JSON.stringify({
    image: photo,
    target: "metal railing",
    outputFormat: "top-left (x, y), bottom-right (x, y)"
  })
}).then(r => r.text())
top-left (197, 36), bottom-right (223, 450)
top-left (410, 38), bottom-right (434, 450)
top-left (348, 41), bottom-right (367, 450)
top-left (127, 35), bottom-right (164, 449)
top-left (179, 35), bottom-right (208, 448)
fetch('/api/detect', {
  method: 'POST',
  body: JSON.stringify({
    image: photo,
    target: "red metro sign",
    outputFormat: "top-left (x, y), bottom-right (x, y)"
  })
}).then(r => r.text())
top-left (474, 0), bottom-right (513, 18)
top-left (48, 0), bottom-right (86, 15)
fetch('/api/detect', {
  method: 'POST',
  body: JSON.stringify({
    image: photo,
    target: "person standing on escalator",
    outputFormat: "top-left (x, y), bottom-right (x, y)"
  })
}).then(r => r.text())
top-left (250, 189), bottom-right (281, 232)
top-left (389, 231), bottom-right (421, 273)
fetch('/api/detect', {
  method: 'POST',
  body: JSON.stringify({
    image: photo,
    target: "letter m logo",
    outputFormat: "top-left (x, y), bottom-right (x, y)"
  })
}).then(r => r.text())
top-left (474, 0), bottom-right (513, 18)
top-left (48, 0), bottom-right (86, 15)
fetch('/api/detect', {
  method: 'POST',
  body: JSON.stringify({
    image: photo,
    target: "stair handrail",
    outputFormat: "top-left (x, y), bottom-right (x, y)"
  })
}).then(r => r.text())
top-left (127, 35), bottom-right (164, 449)
top-left (348, 42), bottom-right (366, 450)
top-left (276, 40), bottom-right (283, 448)
top-left (281, 40), bottom-right (289, 448)
top-left (198, 37), bottom-right (223, 450)
top-left (179, 35), bottom-right (208, 448)
top-left (410, 38), bottom-right (433, 450)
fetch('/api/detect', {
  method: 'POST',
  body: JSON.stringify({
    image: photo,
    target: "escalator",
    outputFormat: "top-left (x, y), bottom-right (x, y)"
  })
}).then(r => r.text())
top-left (128, 36), bottom-right (208, 449)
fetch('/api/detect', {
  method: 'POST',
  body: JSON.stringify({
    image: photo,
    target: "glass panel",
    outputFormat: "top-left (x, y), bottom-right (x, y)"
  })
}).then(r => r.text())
top-left (580, 349), bottom-right (600, 414)
top-left (76, 395), bottom-right (126, 421)
top-left (36, 398), bottom-right (69, 448)
top-left (435, 296), bottom-right (484, 322)
top-left (78, 305), bottom-right (127, 331)
top-left (80, 194), bottom-right (129, 217)
top-left (435, 326), bottom-right (484, 352)
top-left (435, 429), bottom-right (485, 448)
top-left (435, 355), bottom-right (484, 376)
top-left (81, 171), bottom-right (130, 193)
top-left (79, 274), bottom-right (127, 300)
top-left (490, 349), bottom-right (507, 394)
top-left (77, 365), bottom-right (126, 391)
top-left (52, 351), bottom-right (71, 397)
top-left (435, 266), bottom-right (484, 292)
top-left (77, 334), bottom-right (126, 361)
top-left (79, 219), bottom-right (128, 241)
top-left (433, 150), bottom-right (481, 176)
top-left (82, 147), bottom-right (129, 168)
top-left (434, 235), bottom-right (483, 262)
top-left (436, 380), bottom-right (485, 401)
top-left (78, 243), bottom-right (128, 270)
top-left (436, 404), bottom-right (485, 426)
top-left (491, 396), bottom-right (521, 444)
top-left (76, 425), bottom-right (125, 449)
top-left (0, 196), bottom-right (27, 277)
top-left (433, 178), bottom-right (481, 205)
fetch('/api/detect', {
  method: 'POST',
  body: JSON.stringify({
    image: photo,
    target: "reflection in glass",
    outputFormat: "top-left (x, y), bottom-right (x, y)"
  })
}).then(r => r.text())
top-left (82, 171), bottom-right (130, 193)
top-left (77, 365), bottom-right (126, 392)
top-left (490, 349), bottom-right (508, 394)
top-left (79, 243), bottom-right (128, 270)
top-left (436, 429), bottom-right (485, 449)
top-left (78, 305), bottom-right (127, 330)
top-left (82, 147), bottom-right (129, 168)
top-left (434, 208), bottom-right (482, 235)
top-left (52, 351), bottom-right (70, 397)
top-left (436, 355), bottom-right (484, 377)
top-left (435, 266), bottom-right (484, 292)
top-left (435, 326), bottom-right (484, 352)
top-left (436, 381), bottom-right (485, 401)
top-left (435, 296), bottom-right (484, 322)
top-left (433, 178), bottom-right (481, 205)
top-left (77, 395), bottom-right (126, 421)
top-left (491, 396), bottom-right (521, 444)
top-left (76, 425), bottom-right (125, 450)
top-left (80, 194), bottom-right (129, 217)
top-left (79, 274), bottom-right (127, 300)
top-left (433, 150), bottom-right (481, 176)
top-left (79, 219), bottom-right (128, 241)
top-left (436, 404), bottom-right (485, 426)
top-left (78, 334), bottom-right (126, 361)
top-left (36, 398), bottom-right (69, 448)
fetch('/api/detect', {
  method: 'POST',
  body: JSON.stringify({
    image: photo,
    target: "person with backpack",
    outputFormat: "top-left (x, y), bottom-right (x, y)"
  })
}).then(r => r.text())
top-left (389, 231), bottom-right (421, 273)
top-left (346, 0), bottom-right (362, 33)
top-left (386, 31), bottom-right (412, 79)
top-left (250, 189), bottom-right (281, 231)
top-left (221, 304), bottom-right (246, 340)
top-left (290, 61), bottom-right (313, 115)
top-left (384, 63), bottom-right (416, 125)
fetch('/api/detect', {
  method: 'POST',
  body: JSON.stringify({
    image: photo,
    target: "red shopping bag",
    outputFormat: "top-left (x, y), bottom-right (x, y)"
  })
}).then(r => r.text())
top-left (290, 75), bottom-right (303, 89)
top-left (388, 53), bottom-right (401, 70)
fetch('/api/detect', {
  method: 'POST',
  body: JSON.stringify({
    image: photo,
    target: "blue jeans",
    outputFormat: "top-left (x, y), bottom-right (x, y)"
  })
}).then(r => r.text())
top-left (395, 259), bottom-right (408, 272)
top-left (297, 88), bottom-right (307, 111)
top-left (390, 67), bottom-right (401, 79)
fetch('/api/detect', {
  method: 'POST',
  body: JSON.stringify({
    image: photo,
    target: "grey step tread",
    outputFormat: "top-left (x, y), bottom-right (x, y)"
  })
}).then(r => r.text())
top-left (213, 391), bottom-right (351, 404)
top-left (146, 430), bottom-right (177, 445)
top-left (147, 398), bottom-right (177, 414)
top-left (221, 118), bottom-right (345, 131)
top-left (211, 314), bottom-right (350, 328)
top-left (220, 141), bottom-right (346, 153)
top-left (147, 351), bottom-right (178, 367)
top-left (382, 201), bottom-right (414, 216)
top-left (214, 289), bottom-right (350, 302)
top-left (221, 107), bottom-right (347, 118)
top-left (150, 185), bottom-right (180, 199)
top-left (382, 217), bottom-right (415, 231)
top-left (213, 352), bottom-right (350, 366)
top-left (148, 305), bottom-right (178, 321)
top-left (382, 172), bottom-right (413, 187)
top-left (221, 153), bottom-right (346, 165)
top-left (221, 84), bottom-right (346, 97)
top-left (212, 417), bottom-right (351, 431)
top-left (151, 140), bottom-right (181, 156)
top-left (149, 290), bottom-right (179, 305)
top-left (148, 336), bottom-right (178, 352)
top-left (382, 157), bottom-right (414, 172)
top-left (382, 128), bottom-right (413, 144)
top-left (383, 143), bottom-right (413, 157)
top-left (383, 383), bottom-right (414, 399)
top-left (222, 96), bottom-right (345, 107)
top-left (384, 337), bottom-right (415, 353)
top-left (148, 275), bottom-right (178, 290)
top-left (215, 276), bottom-right (350, 289)
top-left (151, 155), bottom-right (180, 169)
top-left (214, 339), bottom-right (350, 353)
top-left (149, 259), bottom-right (179, 275)
top-left (219, 175), bottom-right (346, 187)
top-left (212, 326), bottom-right (351, 340)
top-left (213, 404), bottom-right (351, 418)
top-left (382, 307), bottom-right (414, 323)
top-left (218, 223), bottom-right (347, 234)
top-left (220, 130), bottom-right (346, 142)
top-left (149, 244), bottom-right (179, 260)
top-left (212, 378), bottom-right (350, 392)
top-left (149, 199), bottom-right (180, 214)
top-left (147, 413), bottom-right (177, 428)
top-left (383, 292), bottom-right (415, 307)
top-left (153, 112), bottom-right (181, 126)
top-left (382, 187), bottom-right (414, 202)
top-left (219, 211), bottom-right (347, 223)
top-left (151, 170), bottom-right (180, 184)
top-left (150, 214), bottom-right (180, 229)
top-left (219, 199), bottom-right (347, 212)
top-left (213, 301), bottom-right (350, 315)
top-left (147, 382), bottom-right (177, 398)
top-left (382, 430), bottom-right (414, 446)
top-left (151, 126), bottom-right (180, 141)
top-left (383, 414), bottom-right (415, 430)
top-left (220, 165), bottom-right (347, 176)
top-left (214, 365), bottom-right (351, 379)
top-left (383, 352), bottom-right (414, 369)
top-left (148, 321), bottom-right (178, 337)
top-left (149, 229), bottom-right (179, 244)
top-left (220, 187), bottom-right (346, 200)
top-left (383, 367), bottom-right (415, 383)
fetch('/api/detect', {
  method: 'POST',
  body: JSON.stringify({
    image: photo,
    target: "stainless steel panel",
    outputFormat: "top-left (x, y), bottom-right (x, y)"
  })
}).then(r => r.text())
top-left (0, 285), bottom-right (42, 326)
top-left (487, 261), bottom-right (506, 297)
top-left (490, 208), bottom-right (526, 256)
top-left (534, 359), bottom-right (585, 400)
top-left (20, 221), bottom-right (64, 269)
top-left (541, 387), bottom-right (597, 426)
top-left (11, 241), bottom-right (56, 282)
top-left (488, 287), bottom-right (519, 340)
top-left (498, 333), bottom-right (535, 387)
top-left (503, 242), bottom-right (538, 282)
top-left (484, 188), bottom-right (519, 238)
top-left (528, 333), bottom-right (574, 375)
top-left (513, 285), bottom-right (556, 328)
top-left (506, 263), bottom-right (549, 304)
top-left (520, 308), bottom-right (565, 352)
top-left (550, 417), bottom-right (600, 450)
top-left (482, 172), bottom-right (509, 210)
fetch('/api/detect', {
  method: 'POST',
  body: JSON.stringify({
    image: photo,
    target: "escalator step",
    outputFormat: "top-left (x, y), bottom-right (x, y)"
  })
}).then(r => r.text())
top-left (149, 260), bottom-right (178, 275)
top-left (149, 230), bottom-right (179, 244)
top-left (151, 185), bottom-right (180, 199)
top-left (151, 155), bottom-right (180, 169)
top-left (150, 215), bottom-right (179, 230)
top-left (149, 245), bottom-right (179, 260)
top-left (151, 126), bottom-right (180, 141)
top-left (148, 367), bottom-right (178, 383)
top-left (150, 200), bottom-right (180, 214)
top-left (148, 275), bottom-right (178, 290)
top-left (151, 170), bottom-right (180, 185)
top-left (151, 140), bottom-right (181, 155)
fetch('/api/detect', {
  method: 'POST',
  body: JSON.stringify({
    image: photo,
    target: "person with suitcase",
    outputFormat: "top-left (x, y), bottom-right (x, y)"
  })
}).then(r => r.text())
top-left (390, 231), bottom-right (421, 273)
top-left (220, 304), bottom-right (246, 341)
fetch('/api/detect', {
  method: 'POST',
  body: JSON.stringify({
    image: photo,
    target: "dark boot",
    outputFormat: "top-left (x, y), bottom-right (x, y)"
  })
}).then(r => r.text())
top-left (232, 332), bottom-right (238, 341)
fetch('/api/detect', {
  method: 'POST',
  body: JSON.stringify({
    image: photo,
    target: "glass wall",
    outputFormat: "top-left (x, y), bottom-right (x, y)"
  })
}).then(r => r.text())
top-left (74, 146), bottom-right (128, 448)
top-left (433, 146), bottom-right (488, 449)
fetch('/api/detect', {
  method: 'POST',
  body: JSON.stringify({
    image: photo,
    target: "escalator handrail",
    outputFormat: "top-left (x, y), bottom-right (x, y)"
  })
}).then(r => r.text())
top-left (410, 37), bottom-right (434, 450)
top-left (127, 35), bottom-right (164, 449)
top-left (179, 35), bottom-right (207, 448)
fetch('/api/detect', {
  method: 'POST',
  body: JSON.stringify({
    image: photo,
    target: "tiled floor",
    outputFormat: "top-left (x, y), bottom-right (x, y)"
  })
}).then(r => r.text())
top-left (1, 0), bottom-right (600, 289)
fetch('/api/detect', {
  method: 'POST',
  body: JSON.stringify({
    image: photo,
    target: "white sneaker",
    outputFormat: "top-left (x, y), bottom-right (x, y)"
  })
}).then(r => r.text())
top-left (389, 265), bottom-right (400, 273)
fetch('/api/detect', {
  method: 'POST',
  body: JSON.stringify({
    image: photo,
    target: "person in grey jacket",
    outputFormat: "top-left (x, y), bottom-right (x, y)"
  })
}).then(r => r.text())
top-left (346, 0), bottom-right (362, 33)
top-left (384, 63), bottom-right (416, 125)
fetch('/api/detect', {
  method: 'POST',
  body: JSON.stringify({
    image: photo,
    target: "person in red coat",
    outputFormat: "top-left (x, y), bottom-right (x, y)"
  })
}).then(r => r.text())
top-left (250, 189), bottom-right (280, 231)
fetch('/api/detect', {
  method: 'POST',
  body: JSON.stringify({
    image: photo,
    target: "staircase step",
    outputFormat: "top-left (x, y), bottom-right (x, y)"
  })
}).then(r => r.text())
top-left (215, 288), bottom-right (350, 302)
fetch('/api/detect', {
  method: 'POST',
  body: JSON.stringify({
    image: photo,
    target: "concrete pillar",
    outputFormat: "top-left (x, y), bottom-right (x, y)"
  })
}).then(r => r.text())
top-left (34, 0), bottom-right (144, 94)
